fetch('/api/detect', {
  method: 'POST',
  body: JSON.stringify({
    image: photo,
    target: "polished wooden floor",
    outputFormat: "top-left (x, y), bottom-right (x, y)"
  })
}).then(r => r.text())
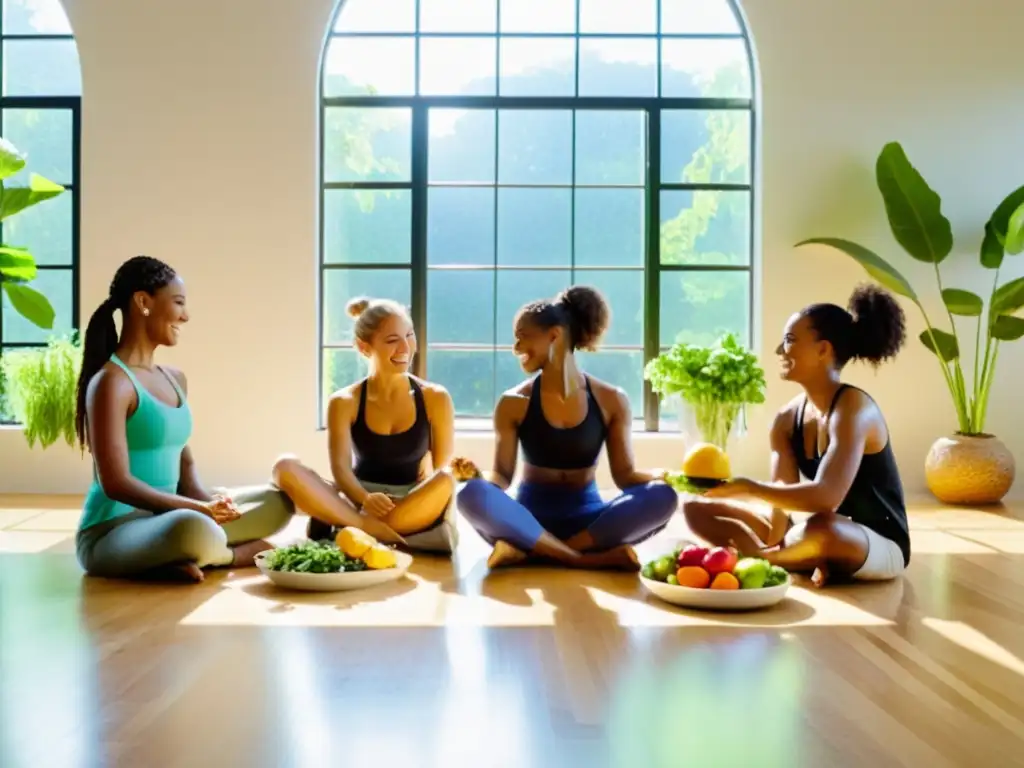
top-left (2, 495), bottom-right (1024, 767)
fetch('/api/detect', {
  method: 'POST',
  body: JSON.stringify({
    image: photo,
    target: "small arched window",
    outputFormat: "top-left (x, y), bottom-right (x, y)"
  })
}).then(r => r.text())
top-left (318, 0), bottom-right (755, 429)
top-left (0, 0), bottom-right (82, 422)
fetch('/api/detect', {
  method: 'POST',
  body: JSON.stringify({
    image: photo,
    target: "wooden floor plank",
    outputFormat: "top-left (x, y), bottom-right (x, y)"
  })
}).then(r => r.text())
top-left (1, 495), bottom-right (1024, 766)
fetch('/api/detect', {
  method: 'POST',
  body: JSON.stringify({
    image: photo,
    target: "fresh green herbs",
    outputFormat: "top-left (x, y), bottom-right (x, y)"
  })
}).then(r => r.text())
top-left (263, 541), bottom-right (368, 574)
top-left (0, 333), bottom-right (81, 448)
top-left (644, 332), bottom-right (767, 448)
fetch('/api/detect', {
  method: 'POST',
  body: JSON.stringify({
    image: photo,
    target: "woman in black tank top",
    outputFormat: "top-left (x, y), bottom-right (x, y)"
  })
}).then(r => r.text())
top-left (272, 297), bottom-right (458, 554)
top-left (683, 284), bottom-right (911, 587)
top-left (453, 286), bottom-right (678, 571)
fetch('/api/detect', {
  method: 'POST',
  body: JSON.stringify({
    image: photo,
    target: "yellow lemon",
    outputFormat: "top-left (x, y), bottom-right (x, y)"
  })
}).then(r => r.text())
top-left (363, 543), bottom-right (397, 570)
top-left (336, 526), bottom-right (376, 559)
top-left (681, 442), bottom-right (731, 483)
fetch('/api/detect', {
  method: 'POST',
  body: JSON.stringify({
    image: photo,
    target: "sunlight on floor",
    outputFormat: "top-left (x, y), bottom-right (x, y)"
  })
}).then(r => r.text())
top-left (587, 585), bottom-right (896, 627)
top-left (178, 575), bottom-right (561, 627)
top-left (177, 572), bottom-right (903, 629)
top-left (0, 509), bottom-right (47, 529)
top-left (922, 617), bottom-right (1024, 676)
top-left (950, 530), bottom-right (1024, 554)
top-left (0, 530), bottom-right (73, 553)
top-left (908, 530), bottom-right (995, 554)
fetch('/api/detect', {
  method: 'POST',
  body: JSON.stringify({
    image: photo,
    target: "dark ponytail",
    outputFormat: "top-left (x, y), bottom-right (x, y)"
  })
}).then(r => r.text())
top-left (514, 285), bottom-right (611, 352)
top-left (74, 256), bottom-right (178, 450)
top-left (74, 298), bottom-right (118, 447)
top-left (804, 283), bottom-right (906, 369)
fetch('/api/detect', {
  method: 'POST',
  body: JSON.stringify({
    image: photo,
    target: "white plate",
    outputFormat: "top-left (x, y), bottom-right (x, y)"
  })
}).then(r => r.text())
top-left (254, 549), bottom-right (413, 592)
top-left (640, 573), bottom-right (792, 611)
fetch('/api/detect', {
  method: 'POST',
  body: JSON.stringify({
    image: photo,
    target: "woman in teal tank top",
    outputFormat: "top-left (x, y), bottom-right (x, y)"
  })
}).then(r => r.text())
top-left (74, 256), bottom-right (294, 583)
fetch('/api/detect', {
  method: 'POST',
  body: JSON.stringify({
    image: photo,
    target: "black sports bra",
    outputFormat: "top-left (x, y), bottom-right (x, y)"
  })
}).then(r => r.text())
top-left (791, 384), bottom-right (911, 566)
top-left (518, 374), bottom-right (607, 471)
top-left (351, 377), bottom-right (430, 485)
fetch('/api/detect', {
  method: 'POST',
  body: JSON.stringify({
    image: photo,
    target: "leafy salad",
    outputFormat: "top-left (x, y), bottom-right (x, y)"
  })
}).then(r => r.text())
top-left (262, 540), bottom-right (368, 574)
top-left (663, 472), bottom-right (722, 495)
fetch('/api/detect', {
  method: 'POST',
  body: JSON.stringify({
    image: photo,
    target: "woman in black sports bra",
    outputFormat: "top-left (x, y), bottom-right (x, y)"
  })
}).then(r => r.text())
top-left (683, 284), bottom-right (911, 586)
top-left (273, 297), bottom-right (458, 554)
top-left (455, 286), bottom-right (679, 570)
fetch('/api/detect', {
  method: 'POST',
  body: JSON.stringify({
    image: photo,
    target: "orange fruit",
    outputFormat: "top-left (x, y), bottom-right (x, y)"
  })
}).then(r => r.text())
top-left (710, 572), bottom-right (740, 590)
top-left (676, 565), bottom-right (711, 589)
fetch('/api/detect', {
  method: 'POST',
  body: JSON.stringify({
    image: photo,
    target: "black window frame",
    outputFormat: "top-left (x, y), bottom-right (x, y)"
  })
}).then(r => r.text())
top-left (318, 0), bottom-right (756, 431)
top-left (0, 11), bottom-right (82, 425)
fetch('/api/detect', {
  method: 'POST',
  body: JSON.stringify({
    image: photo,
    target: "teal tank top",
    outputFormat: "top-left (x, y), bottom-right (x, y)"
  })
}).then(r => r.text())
top-left (79, 355), bottom-right (193, 531)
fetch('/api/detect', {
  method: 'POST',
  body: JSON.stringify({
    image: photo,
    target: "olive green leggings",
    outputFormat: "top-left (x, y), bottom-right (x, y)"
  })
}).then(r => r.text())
top-left (76, 484), bottom-right (294, 577)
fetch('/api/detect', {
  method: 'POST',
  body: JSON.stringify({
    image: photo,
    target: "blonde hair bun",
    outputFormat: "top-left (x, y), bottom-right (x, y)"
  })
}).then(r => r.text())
top-left (346, 296), bottom-right (371, 319)
top-left (347, 297), bottom-right (412, 345)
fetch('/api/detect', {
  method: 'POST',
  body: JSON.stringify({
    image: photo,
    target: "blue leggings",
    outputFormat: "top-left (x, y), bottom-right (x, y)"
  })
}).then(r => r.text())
top-left (456, 478), bottom-right (678, 553)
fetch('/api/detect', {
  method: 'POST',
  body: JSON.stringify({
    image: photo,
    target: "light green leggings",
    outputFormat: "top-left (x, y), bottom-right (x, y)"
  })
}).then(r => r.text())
top-left (75, 484), bottom-right (294, 577)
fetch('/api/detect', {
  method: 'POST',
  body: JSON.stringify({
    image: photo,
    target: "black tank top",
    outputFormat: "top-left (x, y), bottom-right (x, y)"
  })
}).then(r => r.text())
top-left (518, 374), bottom-right (607, 470)
top-left (351, 377), bottom-right (430, 485)
top-left (791, 384), bottom-right (911, 566)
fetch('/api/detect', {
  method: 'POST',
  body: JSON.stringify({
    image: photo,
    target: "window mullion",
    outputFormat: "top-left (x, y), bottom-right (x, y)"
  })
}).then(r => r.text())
top-left (643, 107), bottom-right (661, 431)
top-left (411, 104), bottom-right (429, 379)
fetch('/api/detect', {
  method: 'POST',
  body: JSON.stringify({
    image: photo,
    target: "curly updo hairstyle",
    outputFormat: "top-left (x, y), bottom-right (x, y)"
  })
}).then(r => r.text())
top-left (516, 285), bottom-right (611, 352)
top-left (803, 283), bottom-right (906, 369)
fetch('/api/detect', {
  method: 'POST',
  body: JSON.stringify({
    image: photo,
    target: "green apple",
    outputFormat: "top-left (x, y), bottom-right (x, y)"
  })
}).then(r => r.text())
top-left (733, 557), bottom-right (770, 589)
top-left (651, 556), bottom-right (676, 582)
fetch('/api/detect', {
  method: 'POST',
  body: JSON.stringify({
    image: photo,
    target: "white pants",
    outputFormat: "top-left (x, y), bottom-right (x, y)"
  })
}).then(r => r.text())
top-left (784, 520), bottom-right (906, 581)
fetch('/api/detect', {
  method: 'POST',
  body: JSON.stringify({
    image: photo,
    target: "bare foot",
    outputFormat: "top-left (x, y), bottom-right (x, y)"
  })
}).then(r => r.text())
top-left (811, 565), bottom-right (829, 588)
top-left (487, 540), bottom-right (529, 569)
top-left (360, 516), bottom-right (408, 547)
top-left (141, 562), bottom-right (204, 583)
top-left (172, 562), bottom-right (205, 582)
top-left (231, 539), bottom-right (274, 567)
top-left (582, 545), bottom-right (640, 572)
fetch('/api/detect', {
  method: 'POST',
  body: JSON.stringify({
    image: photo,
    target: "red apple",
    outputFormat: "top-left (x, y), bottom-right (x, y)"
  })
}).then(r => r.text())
top-left (677, 545), bottom-right (709, 568)
top-left (702, 546), bottom-right (738, 576)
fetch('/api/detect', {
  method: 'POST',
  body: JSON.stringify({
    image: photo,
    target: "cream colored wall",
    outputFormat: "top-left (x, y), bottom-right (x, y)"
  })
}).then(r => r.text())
top-left (1, 0), bottom-right (1023, 499)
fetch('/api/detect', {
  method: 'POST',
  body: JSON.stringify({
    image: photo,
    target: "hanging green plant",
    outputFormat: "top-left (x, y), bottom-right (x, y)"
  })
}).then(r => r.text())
top-left (0, 332), bottom-right (82, 449)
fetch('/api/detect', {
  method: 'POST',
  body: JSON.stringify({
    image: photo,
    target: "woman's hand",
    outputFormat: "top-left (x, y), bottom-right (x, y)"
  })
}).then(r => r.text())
top-left (450, 456), bottom-right (482, 482)
top-left (361, 492), bottom-right (396, 519)
top-left (199, 496), bottom-right (242, 525)
top-left (704, 477), bottom-right (756, 500)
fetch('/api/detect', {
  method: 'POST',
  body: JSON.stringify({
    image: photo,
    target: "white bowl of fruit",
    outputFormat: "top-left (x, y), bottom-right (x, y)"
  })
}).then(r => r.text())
top-left (255, 527), bottom-right (412, 592)
top-left (640, 543), bottom-right (791, 611)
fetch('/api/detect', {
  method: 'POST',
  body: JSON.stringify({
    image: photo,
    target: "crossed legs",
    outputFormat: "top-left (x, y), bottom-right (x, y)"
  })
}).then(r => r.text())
top-left (271, 454), bottom-right (454, 546)
top-left (682, 497), bottom-right (870, 586)
top-left (456, 479), bottom-right (679, 570)
top-left (77, 485), bottom-right (294, 583)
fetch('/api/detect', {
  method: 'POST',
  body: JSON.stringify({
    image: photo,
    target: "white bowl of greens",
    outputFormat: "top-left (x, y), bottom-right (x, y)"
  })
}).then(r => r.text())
top-left (254, 540), bottom-right (413, 592)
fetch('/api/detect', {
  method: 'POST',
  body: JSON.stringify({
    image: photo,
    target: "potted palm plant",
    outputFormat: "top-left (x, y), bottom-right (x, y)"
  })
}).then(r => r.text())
top-left (797, 141), bottom-right (1024, 504)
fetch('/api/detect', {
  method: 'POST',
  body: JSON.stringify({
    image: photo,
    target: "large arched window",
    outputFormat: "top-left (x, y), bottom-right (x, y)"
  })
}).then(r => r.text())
top-left (0, 0), bottom-right (81, 421)
top-left (319, 0), bottom-right (754, 429)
